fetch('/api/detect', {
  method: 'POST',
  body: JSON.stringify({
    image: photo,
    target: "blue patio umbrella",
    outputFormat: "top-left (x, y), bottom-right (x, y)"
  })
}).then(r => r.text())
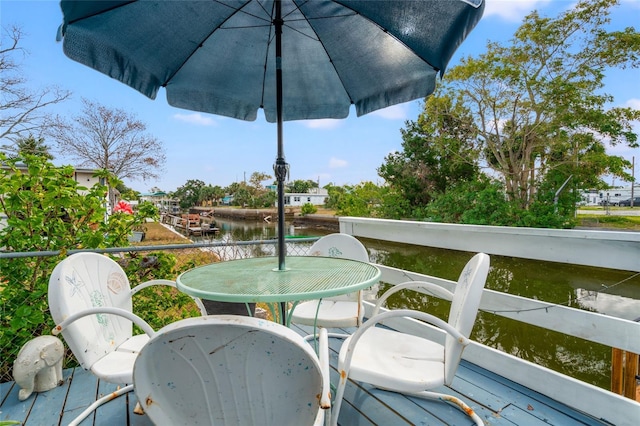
top-left (58, 0), bottom-right (484, 271)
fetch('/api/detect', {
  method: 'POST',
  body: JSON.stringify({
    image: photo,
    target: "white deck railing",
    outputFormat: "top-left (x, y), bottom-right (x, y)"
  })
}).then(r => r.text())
top-left (340, 216), bottom-right (640, 425)
top-left (340, 216), bottom-right (640, 272)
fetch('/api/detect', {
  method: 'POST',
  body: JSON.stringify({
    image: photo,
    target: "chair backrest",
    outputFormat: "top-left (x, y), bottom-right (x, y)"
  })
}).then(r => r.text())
top-left (309, 233), bottom-right (369, 262)
top-left (444, 252), bottom-right (490, 384)
top-left (309, 233), bottom-right (370, 301)
top-left (134, 316), bottom-right (324, 425)
top-left (48, 252), bottom-right (134, 369)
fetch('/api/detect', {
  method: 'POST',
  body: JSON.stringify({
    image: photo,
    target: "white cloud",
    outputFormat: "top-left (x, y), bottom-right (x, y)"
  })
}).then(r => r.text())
top-left (624, 98), bottom-right (640, 109)
top-left (329, 157), bottom-right (348, 169)
top-left (301, 119), bottom-right (343, 129)
top-left (173, 112), bottom-right (217, 126)
top-left (370, 104), bottom-right (409, 120)
top-left (482, 0), bottom-right (552, 22)
top-left (315, 173), bottom-right (332, 183)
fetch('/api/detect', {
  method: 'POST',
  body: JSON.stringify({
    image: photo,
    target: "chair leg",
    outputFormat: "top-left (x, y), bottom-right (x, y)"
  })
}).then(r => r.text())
top-left (133, 400), bottom-right (145, 415)
top-left (413, 390), bottom-right (484, 426)
top-left (68, 384), bottom-right (134, 426)
top-left (304, 332), bottom-right (350, 342)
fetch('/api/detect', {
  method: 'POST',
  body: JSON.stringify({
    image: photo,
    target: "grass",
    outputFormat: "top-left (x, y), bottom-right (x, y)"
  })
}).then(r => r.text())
top-left (577, 214), bottom-right (640, 231)
top-left (137, 221), bottom-right (191, 245)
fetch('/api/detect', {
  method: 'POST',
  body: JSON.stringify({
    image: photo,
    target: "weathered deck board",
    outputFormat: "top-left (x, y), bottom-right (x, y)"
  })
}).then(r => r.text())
top-left (1, 325), bottom-right (612, 426)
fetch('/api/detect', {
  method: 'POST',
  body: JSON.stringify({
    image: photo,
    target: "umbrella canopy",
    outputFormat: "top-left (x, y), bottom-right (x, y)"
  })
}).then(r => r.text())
top-left (58, 0), bottom-right (484, 270)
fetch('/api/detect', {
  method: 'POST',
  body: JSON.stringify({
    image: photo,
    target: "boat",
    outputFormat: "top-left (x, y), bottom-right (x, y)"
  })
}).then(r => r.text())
top-left (1, 217), bottom-right (639, 425)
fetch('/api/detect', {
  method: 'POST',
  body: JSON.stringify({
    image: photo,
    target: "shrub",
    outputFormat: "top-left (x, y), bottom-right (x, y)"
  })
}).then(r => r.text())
top-left (0, 153), bottom-right (156, 381)
top-left (300, 203), bottom-right (318, 215)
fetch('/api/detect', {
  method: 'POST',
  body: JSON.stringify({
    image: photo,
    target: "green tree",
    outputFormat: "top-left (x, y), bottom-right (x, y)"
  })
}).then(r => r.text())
top-left (199, 184), bottom-right (217, 206)
top-left (206, 185), bottom-right (226, 206)
top-left (173, 179), bottom-right (206, 208)
top-left (115, 181), bottom-right (139, 201)
top-left (426, 178), bottom-right (515, 225)
top-left (378, 94), bottom-right (479, 218)
top-left (288, 179), bottom-right (318, 193)
top-left (444, 0), bottom-right (640, 209)
top-left (333, 182), bottom-right (383, 217)
top-left (249, 171), bottom-right (272, 188)
top-left (232, 184), bottom-right (252, 207)
top-left (3, 135), bottom-right (54, 159)
top-left (324, 183), bottom-right (345, 210)
top-left (254, 189), bottom-right (277, 208)
top-left (228, 172), bottom-right (276, 208)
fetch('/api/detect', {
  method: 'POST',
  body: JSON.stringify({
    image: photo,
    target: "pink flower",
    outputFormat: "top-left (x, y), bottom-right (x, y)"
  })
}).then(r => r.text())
top-left (113, 201), bottom-right (133, 214)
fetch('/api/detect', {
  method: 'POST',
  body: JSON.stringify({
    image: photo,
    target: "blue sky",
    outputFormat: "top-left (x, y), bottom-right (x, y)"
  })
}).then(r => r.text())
top-left (2, 0), bottom-right (639, 193)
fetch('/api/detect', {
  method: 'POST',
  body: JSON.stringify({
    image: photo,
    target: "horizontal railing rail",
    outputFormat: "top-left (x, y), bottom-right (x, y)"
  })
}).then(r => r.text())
top-left (0, 237), bottom-right (320, 259)
top-left (375, 263), bottom-right (640, 355)
top-left (340, 216), bottom-right (640, 272)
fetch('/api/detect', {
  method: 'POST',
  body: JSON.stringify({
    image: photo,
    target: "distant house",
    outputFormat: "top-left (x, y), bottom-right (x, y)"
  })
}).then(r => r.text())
top-left (70, 168), bottom-right (106, 194)
top-left (139, 191), bottom-right (181, 214)
top-left (1, 164), bottom-right (109, 230)
top-left (1, 163), bottom-right (106, 194)
top-left (282, 187), bottom-right (328, 207)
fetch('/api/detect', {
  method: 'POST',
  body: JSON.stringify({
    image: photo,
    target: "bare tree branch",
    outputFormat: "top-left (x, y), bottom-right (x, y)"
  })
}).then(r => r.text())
top-left (0, 25), bottom-right (71, 149)
top-left (49, 98), bottom-right (167, 182)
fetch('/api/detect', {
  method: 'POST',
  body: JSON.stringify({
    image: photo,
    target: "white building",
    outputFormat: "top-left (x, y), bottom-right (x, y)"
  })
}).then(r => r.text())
top-left (283, 188), bottom-right (328, 207)
top-left (1, 165), bottom-right (109, 230)
top-left (139, 191), bottom-right (181, 214)
top-left (580, 185), bottom-right (640, 206)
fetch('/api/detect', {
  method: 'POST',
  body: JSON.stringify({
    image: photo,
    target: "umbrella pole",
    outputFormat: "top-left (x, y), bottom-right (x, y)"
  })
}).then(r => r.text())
top-left (274, 0), bottom-right (287, 273)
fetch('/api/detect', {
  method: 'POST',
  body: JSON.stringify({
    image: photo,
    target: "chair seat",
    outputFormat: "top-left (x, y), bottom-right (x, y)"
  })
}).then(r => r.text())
top-left (90, 351), bottom-right (137, 384)
top-left (116, 334), bottom-right (149, 353)
top-left (340, 327), bottom-right (445, 392)
top-left (290, 300), bottom-right (361, 327)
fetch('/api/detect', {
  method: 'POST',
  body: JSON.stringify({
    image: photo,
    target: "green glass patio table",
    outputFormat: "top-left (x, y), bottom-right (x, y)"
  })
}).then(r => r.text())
top-left (177, 256), bottom-right (381, 325)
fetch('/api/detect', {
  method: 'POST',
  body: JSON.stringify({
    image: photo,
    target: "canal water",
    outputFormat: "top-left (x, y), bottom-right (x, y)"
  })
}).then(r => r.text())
top-left (199, 218), bottom-right (640, 390)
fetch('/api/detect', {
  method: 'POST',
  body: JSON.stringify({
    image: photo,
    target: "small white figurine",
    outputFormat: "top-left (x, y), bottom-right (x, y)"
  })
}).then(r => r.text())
top-left (13, 335), bottom-right (64, 400)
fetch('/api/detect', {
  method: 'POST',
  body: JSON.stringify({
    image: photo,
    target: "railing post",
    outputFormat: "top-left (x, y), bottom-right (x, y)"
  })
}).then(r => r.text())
top-left (623, 352), bottom-right (639, 400)
top-left (611, 317), bottom-right (640, 401)
top-left (611, 347), bottom-right (624, 395)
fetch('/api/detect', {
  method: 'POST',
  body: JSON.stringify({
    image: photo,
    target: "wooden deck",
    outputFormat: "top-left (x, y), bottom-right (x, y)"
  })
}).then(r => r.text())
top-left (1, 323), bottom-right (611, 426)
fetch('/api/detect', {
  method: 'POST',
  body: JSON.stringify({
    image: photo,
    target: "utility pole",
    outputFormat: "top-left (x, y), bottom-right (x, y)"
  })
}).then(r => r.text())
top-left (631, 156), bottom-right (635, 208)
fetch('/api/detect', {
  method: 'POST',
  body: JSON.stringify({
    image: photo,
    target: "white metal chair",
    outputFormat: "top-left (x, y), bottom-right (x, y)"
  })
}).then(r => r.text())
top-left (290, 233), bottom-right (371, 330)
top-left (133, 315), bottom-right (331, 425)
top-left (48, 252), bottom-right (207, 426)
top-left (331, 252), bottom-right (490, 426)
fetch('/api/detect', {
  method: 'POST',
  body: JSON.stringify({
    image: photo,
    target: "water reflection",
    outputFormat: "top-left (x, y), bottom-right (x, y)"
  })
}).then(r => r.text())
top-left (197, 218), bottom-right (328, 243)
top-left (192, 218), bottom-right (328, 260)
top-left (575, 290), bottom-right (640, 320)
top-left (365, 238), bottom-right (640, 319)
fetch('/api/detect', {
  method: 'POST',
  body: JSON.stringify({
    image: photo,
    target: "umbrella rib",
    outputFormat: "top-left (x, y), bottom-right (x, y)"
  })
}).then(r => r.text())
top-left (161, 0), bottom-right (262, 87)
top-left (294, 3), bottom-right (356, 106)
top-left (215, 0), bottom-right (271, 26)
top-left (259, 1), bottom-right (277, 109)
top-left (282, 1), bottom-right (356, 41)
